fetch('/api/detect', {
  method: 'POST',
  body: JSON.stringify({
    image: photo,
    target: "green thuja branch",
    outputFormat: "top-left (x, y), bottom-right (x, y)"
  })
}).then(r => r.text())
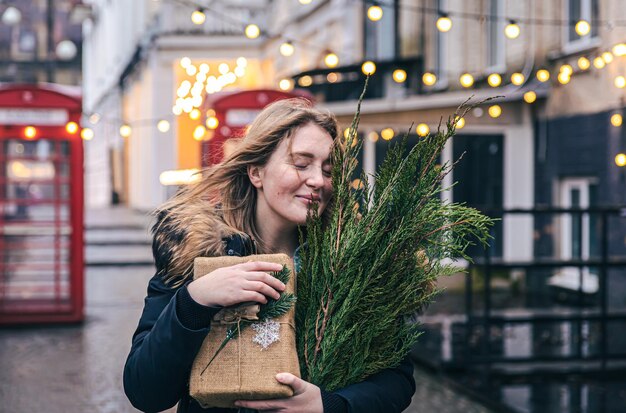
top-left (297, 83), bottom-right (496, 390)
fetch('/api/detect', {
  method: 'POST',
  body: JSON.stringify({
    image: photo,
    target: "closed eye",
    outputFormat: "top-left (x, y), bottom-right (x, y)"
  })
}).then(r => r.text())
top-left (293, 163), bottom-right (332, 178)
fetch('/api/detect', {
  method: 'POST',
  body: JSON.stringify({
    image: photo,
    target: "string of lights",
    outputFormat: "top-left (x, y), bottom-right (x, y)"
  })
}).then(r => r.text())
top-left (171, 0), bottom-right (626, 85)
top-left (80, 0), bottom-right (626, 146)
top-left (367, 0), bottom-right (626, 28)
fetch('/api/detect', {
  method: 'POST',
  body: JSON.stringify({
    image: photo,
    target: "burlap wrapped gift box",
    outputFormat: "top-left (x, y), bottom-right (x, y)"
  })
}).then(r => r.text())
top-left (189, 254), bottom-right (300, 409)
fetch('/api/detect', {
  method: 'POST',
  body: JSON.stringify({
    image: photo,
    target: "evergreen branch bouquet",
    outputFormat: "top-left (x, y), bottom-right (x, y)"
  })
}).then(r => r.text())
top-left (296, 85), bottom-right (495, 391)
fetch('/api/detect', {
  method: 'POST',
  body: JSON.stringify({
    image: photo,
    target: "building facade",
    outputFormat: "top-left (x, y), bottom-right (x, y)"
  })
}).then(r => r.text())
top-left (81, 0), bottom-right (626, 265)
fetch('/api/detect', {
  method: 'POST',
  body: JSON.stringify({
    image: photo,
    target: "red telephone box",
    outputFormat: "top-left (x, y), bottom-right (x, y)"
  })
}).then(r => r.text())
top-left (201, 89), bottom-right (311, 166)
top-left (0, 84), bottom-right (84, 324)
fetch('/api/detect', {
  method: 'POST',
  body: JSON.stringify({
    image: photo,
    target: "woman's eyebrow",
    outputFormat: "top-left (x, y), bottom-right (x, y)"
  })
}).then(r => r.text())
top-left (292, 152), bottom-right (331, 163)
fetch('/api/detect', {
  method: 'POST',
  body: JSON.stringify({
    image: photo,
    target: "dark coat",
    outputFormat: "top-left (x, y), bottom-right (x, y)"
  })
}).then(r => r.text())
top-left (123, 211), bottom-right (415, 413)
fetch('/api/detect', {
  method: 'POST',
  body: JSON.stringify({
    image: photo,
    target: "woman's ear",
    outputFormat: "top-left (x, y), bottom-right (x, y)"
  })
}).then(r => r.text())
top-left (247, 165), bottom-right (263, 189)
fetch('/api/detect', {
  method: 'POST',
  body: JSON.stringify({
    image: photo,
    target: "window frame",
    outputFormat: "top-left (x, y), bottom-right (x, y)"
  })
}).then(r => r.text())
top-left (485, 0), bottom-right (506, 74)
top-left (563, 0), bottom-right (601, 55)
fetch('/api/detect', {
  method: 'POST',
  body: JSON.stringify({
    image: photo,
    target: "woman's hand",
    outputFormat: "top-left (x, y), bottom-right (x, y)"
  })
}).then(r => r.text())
top-left (187, 261), bottom-right (285, 307)
top-left (234, 373), bottom-right (323, 413)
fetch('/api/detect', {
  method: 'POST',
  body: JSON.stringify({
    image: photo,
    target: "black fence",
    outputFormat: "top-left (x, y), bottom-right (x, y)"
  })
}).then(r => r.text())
top-left (414, 207), bottom-right (626, 413)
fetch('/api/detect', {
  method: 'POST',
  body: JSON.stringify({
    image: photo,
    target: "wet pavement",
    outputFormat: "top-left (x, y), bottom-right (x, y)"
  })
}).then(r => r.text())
top-left (0, 206), bottom-right (496, 413)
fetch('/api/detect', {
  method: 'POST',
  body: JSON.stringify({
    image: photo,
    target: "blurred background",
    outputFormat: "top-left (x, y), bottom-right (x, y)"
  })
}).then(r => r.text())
top-left (1, 0), bottom-right (626, 412)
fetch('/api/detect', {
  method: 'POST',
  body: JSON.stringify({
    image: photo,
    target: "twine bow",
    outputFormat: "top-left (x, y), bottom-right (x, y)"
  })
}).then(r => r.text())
top-left (213, 302), bottom-right (260, 324)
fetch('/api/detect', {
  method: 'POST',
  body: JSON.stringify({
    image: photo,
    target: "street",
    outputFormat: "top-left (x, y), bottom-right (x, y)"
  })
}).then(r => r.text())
top-left (0, 207), bottom-right (494, 413)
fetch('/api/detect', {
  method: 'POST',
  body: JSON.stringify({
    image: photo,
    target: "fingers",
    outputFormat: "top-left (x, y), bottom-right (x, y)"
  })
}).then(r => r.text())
top-left (245, 272), bottom-right (286, 292)
top-left (235, 399), bottom-right (285, 410)
top-left (276, 373), bottom-right (307, 395)
top-left (242, 291), bottom-right (268, 304)
top-left (246, 281), bottom-right (281, 300)
top-left (239, 261), bottom-right (284, 273)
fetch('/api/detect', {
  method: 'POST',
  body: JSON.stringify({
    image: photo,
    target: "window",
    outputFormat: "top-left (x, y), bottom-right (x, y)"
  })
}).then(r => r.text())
top-left (559, 178), bottom-right (598, 261)
top-left (433, 0), bottom-right (448, 86)
top-left (364, 1), bottom-right (396, 61)
top-left (564, 0), bottom-right (599, 52)
top-left (486, 0), bottom-right (505, 72)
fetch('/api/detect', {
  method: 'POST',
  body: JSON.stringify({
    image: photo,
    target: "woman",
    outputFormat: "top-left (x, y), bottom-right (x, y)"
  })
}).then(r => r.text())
top-left (123, 98), bottom-right (415, 413)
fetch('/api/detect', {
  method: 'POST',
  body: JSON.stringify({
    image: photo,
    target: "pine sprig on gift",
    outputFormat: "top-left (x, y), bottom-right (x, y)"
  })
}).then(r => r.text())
top-left (296, 85), bottom-right (495, 391)
top-left (201, 265), bottom-right (296, 374)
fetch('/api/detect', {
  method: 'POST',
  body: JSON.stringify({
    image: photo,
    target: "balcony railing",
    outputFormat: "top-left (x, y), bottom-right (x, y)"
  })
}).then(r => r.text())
top-left (292, 56), bottom-right (424, 102)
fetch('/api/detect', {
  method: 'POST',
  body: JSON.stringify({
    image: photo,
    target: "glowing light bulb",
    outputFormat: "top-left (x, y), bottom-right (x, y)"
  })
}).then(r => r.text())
top-left (119, 124), bottom-right (132, 138)
top-left (65, 121), bottom-right (78, 134)
top-left (422, 72), bottom-right (437, 86)
top-left (24, 126), bottom-right (37, 139)
top-left (367, 5), bottom-right (383, 21)
top-left (180, 57), bottom-right (191, 68)
top-left (560, 64), bottom-right (573, 76)
top-left (157, 120), bottom-right (170, 133)
top-left (616, 153), bottom-right (626, 167)
top-left (81, 128), bottom-right (94, 141)
top-left (504, 21), bottom-right (520, 39)
top-left (611, 114), bottom-right (623, 127)
top-left (602, 52), bottom-right (613, 64)
top-left (577, 57), bottom-right (590, 70)
top-left (487, 73), bottom-right (502, 87)
top-left (324, 52), bottom-right (339, 68)
top-left (511, 72), bottom-right (525, 86)
top-left (523, 91), bottom-right (537, 104)
top-left (218, 63), bottom-right (229, 75)
top-left (613, 43), bottom-right (626, 57)
top-left (455, 117), bottom-right (465, 129)
top-left (558, 72), bottom-right (571, 84)
top-left (279, 78), bottom-right (293, 91)
top-left (417, 123), bottom-right (430, 137)
top-left (193, 125), bottom-right (206, 141)
top-left (191, 9), bottom-right (206, 25)
top-left (298, 75), bottom-right (313, 87)
top-left (392, 69), bottom-right (407, 83)
top-left (536, 69), bottom-right (550, 82)
top-left (436, 15), bottom-right (452, 32)
top-left (615, 76), bottom-right (626, 89)
top-left (459, 73), bottom-right (474, 88)
top-left (186, 65), bottom-right (197, 76)
top-left (206, 116), bottom-right (219, 130)
top-left (280, 42), bottom-right (295, 57)
top-left (488, 105), bottom-right (502, 118)
top-left (381, 128), bottom-right (395, 140)
top-left (245, 24), bottom-right (260, 39)
top-left (575, 20), bottom-right (590, 36)
top-left (593, 57), bottom-right (605, 69)
top-left (362, 61), bottom-right (376, 75)
top-left (189, 109), bottom-right (201, 120)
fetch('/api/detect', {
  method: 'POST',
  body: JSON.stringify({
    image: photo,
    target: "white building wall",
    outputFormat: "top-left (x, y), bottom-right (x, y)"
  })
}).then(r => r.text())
top-left (125, 52), bottom-right (178, 211)
top-left (502, 105), bottom-right (534, 261)
top-left (82, 0), bottom-right (158, 207)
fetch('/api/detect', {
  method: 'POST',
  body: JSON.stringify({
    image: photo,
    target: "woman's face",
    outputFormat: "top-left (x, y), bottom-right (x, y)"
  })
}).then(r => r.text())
top-left (250, 122), bottom-right (334, 228)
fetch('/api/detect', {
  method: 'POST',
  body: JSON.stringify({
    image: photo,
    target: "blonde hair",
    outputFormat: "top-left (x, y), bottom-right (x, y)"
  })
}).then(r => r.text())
top-left (156, 98), bottom-right (340, 253)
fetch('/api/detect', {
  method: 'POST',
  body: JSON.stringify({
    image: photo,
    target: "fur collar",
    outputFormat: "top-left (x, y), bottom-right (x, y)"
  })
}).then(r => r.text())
top-left (152, 201), bottom-right (240, 287)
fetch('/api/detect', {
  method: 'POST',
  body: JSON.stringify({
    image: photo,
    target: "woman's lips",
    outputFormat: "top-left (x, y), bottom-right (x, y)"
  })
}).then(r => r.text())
top-left (296, 195), bottom-right (321, 203)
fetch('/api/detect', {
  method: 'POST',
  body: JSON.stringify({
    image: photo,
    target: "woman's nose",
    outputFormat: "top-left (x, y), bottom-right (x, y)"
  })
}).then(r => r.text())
top-left (305, 167), bottom-right (325, 188)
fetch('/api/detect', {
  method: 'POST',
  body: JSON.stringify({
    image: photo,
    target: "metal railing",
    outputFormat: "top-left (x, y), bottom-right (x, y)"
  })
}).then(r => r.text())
top-left (457, 207), bottom-right (626, 374)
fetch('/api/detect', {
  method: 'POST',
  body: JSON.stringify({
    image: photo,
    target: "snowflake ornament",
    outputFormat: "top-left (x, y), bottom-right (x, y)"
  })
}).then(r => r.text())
top-left (251, 319), bottom-right (281, 350)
